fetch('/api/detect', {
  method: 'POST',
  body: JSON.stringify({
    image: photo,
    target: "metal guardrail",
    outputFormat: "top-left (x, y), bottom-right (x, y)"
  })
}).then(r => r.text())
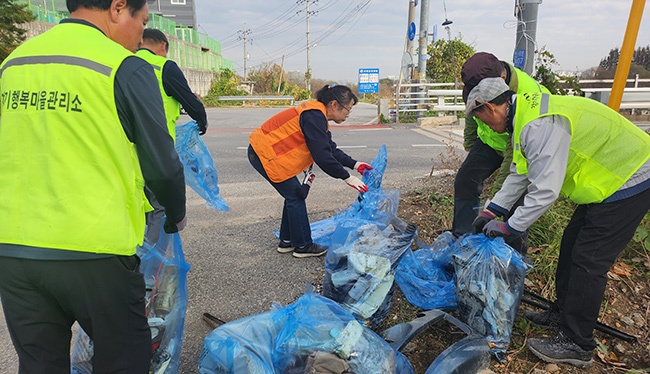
top-left (217, 96), bottom-right (295, 105)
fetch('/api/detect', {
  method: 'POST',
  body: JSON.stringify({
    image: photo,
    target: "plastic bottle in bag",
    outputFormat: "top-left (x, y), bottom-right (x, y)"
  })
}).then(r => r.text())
top-left (153, 265), bottom-right (178, 318)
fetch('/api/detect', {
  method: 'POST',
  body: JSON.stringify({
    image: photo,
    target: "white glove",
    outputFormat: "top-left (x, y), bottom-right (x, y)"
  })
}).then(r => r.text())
top-left (344, 175), bottom-right (368, 193)
top-left (353, 161), bottom-right (373, 175)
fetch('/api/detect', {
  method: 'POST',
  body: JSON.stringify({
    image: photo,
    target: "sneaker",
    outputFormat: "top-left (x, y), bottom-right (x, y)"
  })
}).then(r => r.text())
top-left (527, 331), bottom-right (594, 368)
top-left (277, 240), bottom-right (293, 253)
top-left (292, 243), bottom-right (327, 258)
top-left (524, 305), bottom-right (561, 330)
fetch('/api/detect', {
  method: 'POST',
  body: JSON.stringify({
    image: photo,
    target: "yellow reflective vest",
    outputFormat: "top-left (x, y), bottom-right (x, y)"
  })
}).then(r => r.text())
top-left (249, 101), bottom-right (327, 182)
top-left (513, 92), bottom-right (650, 204)
top-left (135, 49), bottom-right (181, 140)
top-left (0, 22), bottom-right (149, 255)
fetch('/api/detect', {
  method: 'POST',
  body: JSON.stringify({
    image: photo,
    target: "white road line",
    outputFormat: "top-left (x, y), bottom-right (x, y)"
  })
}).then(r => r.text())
top-left (338, 145), bottom-right (367, 149)
top-left (349, 128), bottom-right (393, 132)
top-left (236, 146), bottom-right (248, 150)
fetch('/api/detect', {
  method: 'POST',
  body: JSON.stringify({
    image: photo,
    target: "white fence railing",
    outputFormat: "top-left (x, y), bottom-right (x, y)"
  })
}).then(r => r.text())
top-left (395, 79), bottom-right (650, 120)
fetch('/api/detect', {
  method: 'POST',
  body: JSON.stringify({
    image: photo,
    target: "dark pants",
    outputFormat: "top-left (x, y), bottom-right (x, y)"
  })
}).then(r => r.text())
top-left (0, 255), bottom-right (152, 374)
top-left (453, 138), bottom-right (527, 254)
top-left (556, 186), bottom-right (650, 350)
top-left (248, 145), bottom-right (312, 248)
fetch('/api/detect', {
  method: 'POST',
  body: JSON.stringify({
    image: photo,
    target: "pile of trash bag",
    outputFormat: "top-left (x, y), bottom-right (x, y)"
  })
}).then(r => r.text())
top-left (452, 235), bottom-right (528, 361)
top-left (175, 120), bottom-right (229, 211)
top-left (71, 226), bottom-right (190, 374)
top-left (198, 292), bottom-right (414, 374)
top-left (323, 219), bottom-right (417, 328)
top-left (395, 231), bottom-right (458, 310)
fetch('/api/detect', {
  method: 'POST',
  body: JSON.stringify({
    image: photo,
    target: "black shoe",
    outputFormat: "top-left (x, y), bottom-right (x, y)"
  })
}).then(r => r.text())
top-left (277, 239), bottom-right (293, 253)
top-left (292, 243), bottom-right (327, 258)
top-left (527, 331), bottom-right (594, 368)
top-left (524, 305), bottom-right (561, 330)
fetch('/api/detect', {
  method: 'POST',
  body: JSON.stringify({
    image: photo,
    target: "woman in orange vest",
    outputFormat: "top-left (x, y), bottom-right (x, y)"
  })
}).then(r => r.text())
top-left (248, 85), bottom-right (372, 258)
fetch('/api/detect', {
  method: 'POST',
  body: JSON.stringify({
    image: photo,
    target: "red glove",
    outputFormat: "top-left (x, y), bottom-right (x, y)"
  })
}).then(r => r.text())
top-left (344, 176), bottom-right (368, 193)
top-left (354, 162), bottom-right (373, 175)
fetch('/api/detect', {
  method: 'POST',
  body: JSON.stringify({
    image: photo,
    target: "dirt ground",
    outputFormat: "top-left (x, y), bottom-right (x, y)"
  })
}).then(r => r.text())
top-left (383, 174), bottom-right (650, 374)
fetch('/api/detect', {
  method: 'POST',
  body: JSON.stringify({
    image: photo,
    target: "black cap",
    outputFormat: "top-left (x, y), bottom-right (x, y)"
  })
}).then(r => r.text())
top-left (461, 52), bottom-right (504, 103)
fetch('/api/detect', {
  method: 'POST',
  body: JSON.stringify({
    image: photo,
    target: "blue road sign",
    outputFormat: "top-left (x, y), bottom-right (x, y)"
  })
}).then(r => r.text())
top-left (408, 22), bottom-right (416, 41)
top-left (358, 68), bottom-right (379, 94)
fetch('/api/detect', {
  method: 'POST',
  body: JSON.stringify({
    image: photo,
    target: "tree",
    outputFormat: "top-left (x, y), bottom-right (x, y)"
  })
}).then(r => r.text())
top-left (247, 63), bottom-right (283, 94)
top-left (599, 48), bottom-right (620, 70)
top-left (533, 48), bottom-right (582, 96)
top-left (0, 0), bottom-right (35, 63)
top-left (425, 36), bottom-right (474, 84)
top-left (593, 45), bottom-right (650, 79)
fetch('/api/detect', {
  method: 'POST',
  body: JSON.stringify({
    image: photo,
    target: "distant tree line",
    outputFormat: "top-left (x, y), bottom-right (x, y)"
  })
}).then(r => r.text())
top-left (585, 45), bottom-right (650, 79)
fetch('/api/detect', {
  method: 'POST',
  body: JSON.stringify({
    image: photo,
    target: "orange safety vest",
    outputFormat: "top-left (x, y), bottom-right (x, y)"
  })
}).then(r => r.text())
top-left (249, 101), bottom-right (328, 182)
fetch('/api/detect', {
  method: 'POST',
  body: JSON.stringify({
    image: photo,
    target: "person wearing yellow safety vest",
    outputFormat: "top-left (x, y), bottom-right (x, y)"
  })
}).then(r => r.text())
top-left (467, 77), bottom-right (650, 368)
top-left (0, 0), bottom-right (186, 372)
top-left (248, 85), bottom-right (373, 258)
top-left (136, 28), bottom-right (208, 140)
top-left (453, 52), bottom-right (549, 256)
top-left (136, 28), bottom-right (208, 243)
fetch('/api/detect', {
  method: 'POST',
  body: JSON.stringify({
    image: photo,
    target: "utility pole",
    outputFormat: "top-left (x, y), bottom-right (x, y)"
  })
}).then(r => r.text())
top-left (513, 0), bottom-right (542, 75)
top-left (417, 0), bottom-right (430, 80)
top-left (305, 0), bottom-right (317, 92)
top-left (277, 55), bottom-right (285, 94)
top-left (238, 28), bottom-right (251, 80)
top-left (415, 0), bottom-right (430, 118)
top-left (406, 0), bottom-right (417, 80)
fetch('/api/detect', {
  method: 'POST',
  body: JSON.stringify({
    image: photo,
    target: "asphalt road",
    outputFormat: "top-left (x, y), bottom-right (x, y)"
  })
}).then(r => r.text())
top-left (0, 103), bottom-right (463, 373)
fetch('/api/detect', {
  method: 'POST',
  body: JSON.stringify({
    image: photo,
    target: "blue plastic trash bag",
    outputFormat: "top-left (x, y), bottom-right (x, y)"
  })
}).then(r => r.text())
top-left (197, 293), bottom-right (414, 374)
top-left (308, 145), bottom-right (391, 247)
top-left (322, 219), bottom-right (417, 327)
top-left (360, 144), bottom-right (387, 192)
top-left (71, 226), bottom-right (190, 374)
top-left (452, 234), bottom-right (528, 362)
top-left (175, 120), bottom-right (229, 211)
top-left (395, 231), bottom-right (459, 310)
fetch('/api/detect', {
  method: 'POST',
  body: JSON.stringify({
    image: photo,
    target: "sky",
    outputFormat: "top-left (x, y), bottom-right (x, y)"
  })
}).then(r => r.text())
top-left (194, 0), bottom-right (650, 83)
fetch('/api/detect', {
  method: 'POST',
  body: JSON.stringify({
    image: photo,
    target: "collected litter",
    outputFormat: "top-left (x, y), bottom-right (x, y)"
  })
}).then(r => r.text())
top-left (197, 292), bottom-right (415, 374)
top-left (71, 226), bottom-right (190, 374)
top-left (323, 220), bottom-right (417, 328)
top-left (452, 234), bottom-right (528, 361)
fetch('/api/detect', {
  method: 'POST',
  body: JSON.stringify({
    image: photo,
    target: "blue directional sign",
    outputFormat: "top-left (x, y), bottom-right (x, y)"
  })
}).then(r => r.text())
top-left (408, 22), bottom-right (416, 41)
top-left (358, 68), bottom-right (379, 94)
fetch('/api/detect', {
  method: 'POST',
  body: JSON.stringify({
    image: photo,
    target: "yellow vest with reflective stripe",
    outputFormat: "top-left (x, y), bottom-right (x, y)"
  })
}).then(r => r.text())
top-left (249, 101), bottom-right (327, 182)
top-left (135, 49), bottom-right (180, 140)
top-left (0, 22), bottom-right (148, 255)
top-left (512, 92), bottom-right (650, 204)
top-left (475, 67), bottom-right (549, 152)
